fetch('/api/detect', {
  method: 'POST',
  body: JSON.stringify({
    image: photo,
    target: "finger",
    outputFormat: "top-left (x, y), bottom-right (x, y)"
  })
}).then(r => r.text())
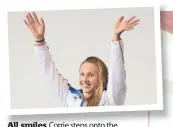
top-left (26, 15), bottom-right (32, 24)
top-left (117, 16), bottom-right (124, 22)
top-left (127, 22), bottom-right (139, 28)
top-left (32, 12), bottom-right (40, 24)
top-left (24, 20), bottom-right (30, 27)
top-left (28, 13), bottom-right (34, 23)
top-left (125, 27), bottom-right (134, 31)
top-left (127, 16), bottom-right (136, 22)
top-left (129, 19), bottom-right (140, 25)
top-left (40, 17), bottom-right (45, 25)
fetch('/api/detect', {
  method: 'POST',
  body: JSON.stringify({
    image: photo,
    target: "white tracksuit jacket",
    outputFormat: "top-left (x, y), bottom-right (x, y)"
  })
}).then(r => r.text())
top-left (34, 40), bottom-right (126, 107)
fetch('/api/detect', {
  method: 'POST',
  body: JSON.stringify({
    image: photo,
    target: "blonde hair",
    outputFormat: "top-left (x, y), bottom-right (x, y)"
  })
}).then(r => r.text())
top-left (80, 56), bottom-right (108, 106)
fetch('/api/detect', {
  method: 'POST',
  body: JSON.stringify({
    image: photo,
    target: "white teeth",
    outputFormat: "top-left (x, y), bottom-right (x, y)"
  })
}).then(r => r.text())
top-left (83, 84), bottom-right (90, 86)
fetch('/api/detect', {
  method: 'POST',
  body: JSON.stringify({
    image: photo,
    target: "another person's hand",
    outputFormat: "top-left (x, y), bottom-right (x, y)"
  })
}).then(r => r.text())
top-left (113, 16), bottom-right (139, 41)
top-left (24, 12), bottom-right (45, 41)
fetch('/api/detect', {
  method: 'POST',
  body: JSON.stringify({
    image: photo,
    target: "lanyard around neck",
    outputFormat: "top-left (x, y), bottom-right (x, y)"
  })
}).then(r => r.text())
top-left (80, 99), bottom-right (85, 107)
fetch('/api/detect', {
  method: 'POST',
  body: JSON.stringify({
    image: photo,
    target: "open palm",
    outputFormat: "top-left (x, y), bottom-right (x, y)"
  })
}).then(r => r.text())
top-left (114, 16), bottom-right (139, 35)
top-left (24, 12), bottom-right (45, 41)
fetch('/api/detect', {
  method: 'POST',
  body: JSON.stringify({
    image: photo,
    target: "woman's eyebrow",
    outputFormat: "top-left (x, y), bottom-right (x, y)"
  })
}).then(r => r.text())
top-left (79, 70), bottom-right (98, 74)
top-left (88, 72), bottom-right (97, 75)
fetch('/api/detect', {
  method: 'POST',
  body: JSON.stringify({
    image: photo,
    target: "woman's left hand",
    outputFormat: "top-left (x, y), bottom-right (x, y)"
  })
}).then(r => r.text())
top-left (113, 16), bottom-right (139, 41)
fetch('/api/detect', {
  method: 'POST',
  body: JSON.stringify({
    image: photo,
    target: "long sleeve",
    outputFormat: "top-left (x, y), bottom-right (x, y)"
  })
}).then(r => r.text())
top-left (34, 43), bottom-right (69, 106)
top-left (107, 39), bottom-right (126, 105)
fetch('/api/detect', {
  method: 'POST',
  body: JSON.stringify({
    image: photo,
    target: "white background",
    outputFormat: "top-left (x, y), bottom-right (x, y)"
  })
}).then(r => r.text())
top-left (8, 7), bottom-right (157, 109)
top-left (0, 0), bottom-right (173, 127)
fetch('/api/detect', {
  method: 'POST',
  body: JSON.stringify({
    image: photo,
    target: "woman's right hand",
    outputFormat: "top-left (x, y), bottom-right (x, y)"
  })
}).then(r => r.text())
top-left (24, 12), bottom-right (45, 41)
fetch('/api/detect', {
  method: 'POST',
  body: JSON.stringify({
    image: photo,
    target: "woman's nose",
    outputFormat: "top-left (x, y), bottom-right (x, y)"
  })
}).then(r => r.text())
top-left (83, 75), bottom-right (89, 82)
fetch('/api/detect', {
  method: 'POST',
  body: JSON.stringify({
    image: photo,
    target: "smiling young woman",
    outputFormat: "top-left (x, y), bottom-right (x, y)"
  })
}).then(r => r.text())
top-left (24, 12), bottom-right (139, 107)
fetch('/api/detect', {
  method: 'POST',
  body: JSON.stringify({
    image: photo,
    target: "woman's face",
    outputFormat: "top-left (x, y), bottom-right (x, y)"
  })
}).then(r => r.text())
top-left (79, 62), bottom-right (99, 93)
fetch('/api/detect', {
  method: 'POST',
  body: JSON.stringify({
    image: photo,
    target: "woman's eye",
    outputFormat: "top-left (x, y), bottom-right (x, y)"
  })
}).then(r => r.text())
top-left (89, 74), bottom-right (93, 77)
top-left (80, 73), bottom-right (84, 76)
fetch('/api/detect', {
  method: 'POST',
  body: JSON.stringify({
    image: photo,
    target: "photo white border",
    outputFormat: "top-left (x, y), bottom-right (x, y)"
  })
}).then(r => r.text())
top-left (7, 4), bottom-right (163, 115)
